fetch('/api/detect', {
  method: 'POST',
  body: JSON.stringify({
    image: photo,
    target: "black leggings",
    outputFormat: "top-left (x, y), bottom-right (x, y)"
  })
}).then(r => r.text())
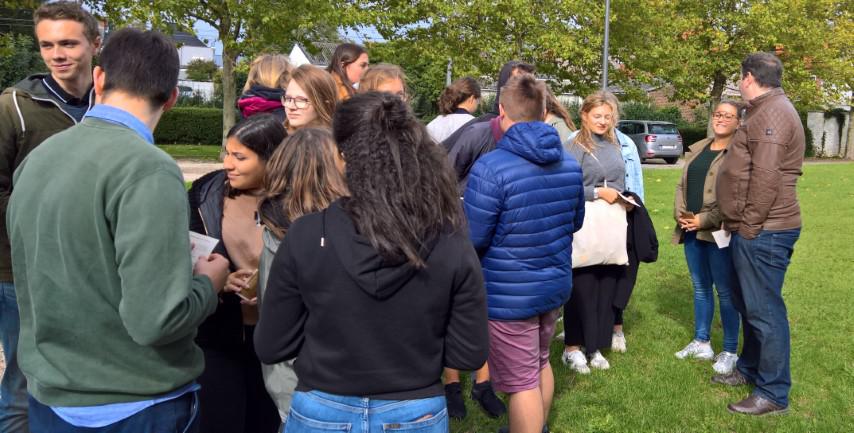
top-left (197, 325), bottom-right (281, 433)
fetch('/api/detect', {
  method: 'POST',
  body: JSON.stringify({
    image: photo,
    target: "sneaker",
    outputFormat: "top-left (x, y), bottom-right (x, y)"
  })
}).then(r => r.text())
top-left (444, 382), bottom-right (467, 420)
top-left (674, 340), bottom-right (714, 360)
top-left (561, 349), bottom-right (590, 374)
top-left (471, 381), bottom-right (506, 418)
top-left (712, 351), bottom-right (739, 374)
top-left (611, 331), bottom-right (626, 353)
top-left (589, 351), bottom-right (610, 370)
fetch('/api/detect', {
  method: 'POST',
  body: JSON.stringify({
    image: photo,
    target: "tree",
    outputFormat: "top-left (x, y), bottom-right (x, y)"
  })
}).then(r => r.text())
top-left (87, 0), bottom-right (348, 145)
top-left (0, 33), bottom-right (44, 89)
top-left (185, 58), bottom-right (217, 81)
top-left (610, 0), bottom-right (853, 114)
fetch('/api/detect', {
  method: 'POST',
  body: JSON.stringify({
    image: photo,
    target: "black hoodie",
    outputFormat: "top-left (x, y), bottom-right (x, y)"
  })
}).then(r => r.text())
top-left (254, 200), bottom-right (489, 399)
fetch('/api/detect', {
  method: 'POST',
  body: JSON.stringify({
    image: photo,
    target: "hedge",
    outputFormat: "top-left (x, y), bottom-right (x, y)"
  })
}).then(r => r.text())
top-left (678, 126), bottom-right (709, 147)
top-left (155, 107), bottom-right (223, 145)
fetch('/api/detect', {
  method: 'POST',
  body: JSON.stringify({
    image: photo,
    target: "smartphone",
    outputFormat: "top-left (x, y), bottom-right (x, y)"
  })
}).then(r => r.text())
top-left (680, 211), bottom-right (695, 219)
top-left (238, 269), bottom-right (259, 301)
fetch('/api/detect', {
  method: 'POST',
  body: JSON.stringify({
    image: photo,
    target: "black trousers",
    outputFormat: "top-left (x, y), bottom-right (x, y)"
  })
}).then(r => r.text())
top-left (197, 325), bottom-right (281, 433)
top-left (564, 265), bottom-right (626, 355)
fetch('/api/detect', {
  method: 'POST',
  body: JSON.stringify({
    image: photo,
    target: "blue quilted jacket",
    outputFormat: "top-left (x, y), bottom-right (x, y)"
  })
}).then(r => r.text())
top-left (463, 121), bottom-right (585, 320)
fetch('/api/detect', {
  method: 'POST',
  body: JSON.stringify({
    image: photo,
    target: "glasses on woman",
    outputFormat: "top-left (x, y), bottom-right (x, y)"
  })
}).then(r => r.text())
top-left (283, 96), bottom-right (311, 109)
top-left (713, 112), bottom-right (737, 121)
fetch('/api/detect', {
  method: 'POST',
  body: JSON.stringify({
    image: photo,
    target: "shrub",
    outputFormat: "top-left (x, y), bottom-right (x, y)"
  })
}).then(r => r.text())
top-left (621, 102), bottom-right (683, 124)
top-left (678, 126), bottom-right (708, 146)
top-left (185, 59), bottom-right (218, 82)
top-left (155, 107), bottom-right (222, 145)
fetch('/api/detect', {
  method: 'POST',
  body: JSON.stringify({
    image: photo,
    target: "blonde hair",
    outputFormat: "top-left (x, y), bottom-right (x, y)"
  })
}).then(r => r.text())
top-left (243, 54), bottom-right (292, 92)
top-left (358, 63), bottom-right (408, 95)
top-left (574, 91), bottom-right (620, 153)
top-left (286, 64), bottom-right (339, 130)
top-left (260, 128), bottom-right (348, 239)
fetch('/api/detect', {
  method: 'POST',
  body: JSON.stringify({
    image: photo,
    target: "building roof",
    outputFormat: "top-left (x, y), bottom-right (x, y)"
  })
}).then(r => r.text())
top-left (290, 42), bottom-right (339, 68)
top-left (172, 31), bottom-right (208, 48)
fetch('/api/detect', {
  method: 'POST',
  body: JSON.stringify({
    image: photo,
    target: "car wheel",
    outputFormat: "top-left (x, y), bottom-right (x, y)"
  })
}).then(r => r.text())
top-left (664, 157), bottom-right (679, 164)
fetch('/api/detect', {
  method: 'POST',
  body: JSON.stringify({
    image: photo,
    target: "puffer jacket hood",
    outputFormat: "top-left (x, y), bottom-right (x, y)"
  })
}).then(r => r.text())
top-left (498, 121), bottom-right (563, 165)
top-left (326, 200), bottom-right (438, 300)
top-left (237, 85), bottom-right (284, 118)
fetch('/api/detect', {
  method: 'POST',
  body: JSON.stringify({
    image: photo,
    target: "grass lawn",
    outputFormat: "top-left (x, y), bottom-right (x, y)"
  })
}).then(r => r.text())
top-left (158, 144), bottom-right (221, 161)
top-left (451, 162), bottom-right (854, 433)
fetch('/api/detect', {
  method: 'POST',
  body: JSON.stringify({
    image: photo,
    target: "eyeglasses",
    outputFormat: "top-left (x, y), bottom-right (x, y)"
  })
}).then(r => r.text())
top-left (283, 96), bottom-right (311, 109)
top-left (713, 112), bottom-right (737, 121)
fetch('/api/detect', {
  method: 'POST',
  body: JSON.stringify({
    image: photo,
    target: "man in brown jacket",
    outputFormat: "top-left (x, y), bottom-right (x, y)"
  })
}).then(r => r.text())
top-left (0, 3), bottom-right (99, 431)
top-left (712, 52), bottom-right (804, 416)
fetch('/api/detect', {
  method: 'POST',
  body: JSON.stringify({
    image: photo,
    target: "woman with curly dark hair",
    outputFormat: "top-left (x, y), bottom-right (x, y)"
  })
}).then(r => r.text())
top-left (255, 92), bottom-right (489, 432)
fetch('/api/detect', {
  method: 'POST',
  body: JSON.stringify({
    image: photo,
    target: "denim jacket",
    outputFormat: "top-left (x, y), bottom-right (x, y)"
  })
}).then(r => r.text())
top-left (566, 130), bottom-right (645, 203)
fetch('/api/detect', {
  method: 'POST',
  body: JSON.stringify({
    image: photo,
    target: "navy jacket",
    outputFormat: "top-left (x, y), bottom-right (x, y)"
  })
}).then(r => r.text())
top-left (464, 121), bottom-right (585, 320)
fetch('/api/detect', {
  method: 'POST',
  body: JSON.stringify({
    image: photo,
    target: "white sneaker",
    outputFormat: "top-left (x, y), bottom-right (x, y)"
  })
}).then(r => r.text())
top-left (562, 350), bottom-right (590, 374)
top-left (589, 351), bottom-right (610, 370)
top-left (674, 340), bottom-right (714, 360)
top-left (611, 332), bottom-right (626, 353)
top-left (712, 351), bottom-right (739, 374)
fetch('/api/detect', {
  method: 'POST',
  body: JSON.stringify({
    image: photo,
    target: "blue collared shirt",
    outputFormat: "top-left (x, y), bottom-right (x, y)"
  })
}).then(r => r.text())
top-left (51, 103), bottom-right (190, 427)
top-left (84, 104), bottom-right (154, 144)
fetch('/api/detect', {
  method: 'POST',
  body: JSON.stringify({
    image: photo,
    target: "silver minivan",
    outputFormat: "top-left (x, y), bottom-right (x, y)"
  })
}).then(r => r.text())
top-left (617, 120), bottom-right (683, 164)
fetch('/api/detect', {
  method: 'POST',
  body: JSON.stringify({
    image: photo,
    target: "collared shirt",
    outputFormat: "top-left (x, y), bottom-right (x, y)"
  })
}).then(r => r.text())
top-left (41, 75), bottom-right (93, 122)
top-left (84, 104), bottom-right (154, 144)
top-left (50, 103), bottom-right (183, 428)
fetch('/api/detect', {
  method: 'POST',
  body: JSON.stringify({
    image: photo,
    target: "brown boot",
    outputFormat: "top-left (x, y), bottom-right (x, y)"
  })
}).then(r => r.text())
top-left (727, 394), bottom-right (788, 416)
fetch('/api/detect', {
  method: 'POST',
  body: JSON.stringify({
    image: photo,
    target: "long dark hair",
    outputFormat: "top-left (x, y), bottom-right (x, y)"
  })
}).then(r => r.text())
top-left (438, 77), bottom-right (481, 115)
top-left (546, 88), bottom-right (576, 131)
top-left (333, 92), bottom-right (464, 268)
top-left (326, 43), bottom-right (367, 97)
top-left (224, 113), bottom-right (286, 198)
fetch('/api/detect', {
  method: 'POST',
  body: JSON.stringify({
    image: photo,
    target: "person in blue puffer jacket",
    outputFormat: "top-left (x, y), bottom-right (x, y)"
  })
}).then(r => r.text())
top-left (464, 75), bottom-right (584, 433)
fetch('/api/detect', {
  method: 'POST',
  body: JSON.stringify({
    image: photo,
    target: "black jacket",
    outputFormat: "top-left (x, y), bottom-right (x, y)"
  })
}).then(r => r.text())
top-left (614, 192), bottom-right (658, 309)
top-left (446, 120), bottom-right (500, 194)
top-left (255, 200), bottom-right (489, 399)
top-left (187, 170), bottom-right (245, 351)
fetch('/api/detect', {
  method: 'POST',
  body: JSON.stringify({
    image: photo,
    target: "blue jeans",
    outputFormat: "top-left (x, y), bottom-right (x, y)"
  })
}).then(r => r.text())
top-left (284, 391), bottom-right (448, 433)
top-left (28, 391), bottom-right (199, 433)
top-left (1, 281), bottom-right (29, 433)
top-left (730, 229), bottom-right (800, 408)
top-left (683, 232), bottom-right (740, 353)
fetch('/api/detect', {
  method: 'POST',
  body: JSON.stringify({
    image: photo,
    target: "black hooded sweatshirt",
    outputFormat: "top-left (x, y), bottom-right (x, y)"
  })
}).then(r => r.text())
top-left (254, 200), bottom-right (489, 399)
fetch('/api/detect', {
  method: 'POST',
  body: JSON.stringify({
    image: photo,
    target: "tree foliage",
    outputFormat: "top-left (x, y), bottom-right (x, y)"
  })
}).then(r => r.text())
top-left (0, 32), bottom-right (43, 89)
top-left (185, 58), bottom-right (217, 81)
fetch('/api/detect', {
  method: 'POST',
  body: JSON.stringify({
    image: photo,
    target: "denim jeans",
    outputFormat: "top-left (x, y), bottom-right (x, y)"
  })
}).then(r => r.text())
top-left (730, 228), bottom-right (800, 408)
top-left (1, 281), bottom-right (29, 433)
top-left (683, 232), bottom-right (740, 353)
top-left (28, 391), bottom-right (199, 433)
top-left (284, 391), bottom-right (448, 433)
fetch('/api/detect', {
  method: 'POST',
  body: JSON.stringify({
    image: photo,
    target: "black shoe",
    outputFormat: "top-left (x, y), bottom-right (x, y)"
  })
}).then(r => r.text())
top-left (444, 382), bottom-right (467, 420)
top-left (471, 380), bottom-right (507, 418)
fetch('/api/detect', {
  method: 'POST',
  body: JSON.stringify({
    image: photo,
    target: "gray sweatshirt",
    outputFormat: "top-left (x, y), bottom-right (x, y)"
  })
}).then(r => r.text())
top-left (566, 134), bottom-right (626, 201)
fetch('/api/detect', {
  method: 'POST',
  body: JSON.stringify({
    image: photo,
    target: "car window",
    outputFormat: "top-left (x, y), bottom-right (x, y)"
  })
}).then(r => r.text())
top-left (618, 123), bottom-right (633, 134)
top-left (649, 124), bottom-right (678, 134)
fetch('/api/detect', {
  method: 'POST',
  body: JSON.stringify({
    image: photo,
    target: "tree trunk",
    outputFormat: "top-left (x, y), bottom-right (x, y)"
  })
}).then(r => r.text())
top-left (707, 71), bottom-right (727, 137)
top-left (220, 47), bottom-right (238, 150)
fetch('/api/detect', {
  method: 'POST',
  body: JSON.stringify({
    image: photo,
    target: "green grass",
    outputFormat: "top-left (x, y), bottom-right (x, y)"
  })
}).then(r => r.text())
top-left (158, 144), bottom-right (221, 161)
top-left (451, 163), bottom-right (854, 433)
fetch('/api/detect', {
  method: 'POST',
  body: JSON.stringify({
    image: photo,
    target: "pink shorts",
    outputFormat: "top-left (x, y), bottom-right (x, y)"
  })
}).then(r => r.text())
top-left (487, 309), bottom-right (561, 393)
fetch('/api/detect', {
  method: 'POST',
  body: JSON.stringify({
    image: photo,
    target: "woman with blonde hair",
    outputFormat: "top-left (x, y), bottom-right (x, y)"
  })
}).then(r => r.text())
top-left (561, 91), bottom-right (629, 374)
top-left (238, 54), bottom-right (292, 122)
top-left (255, 128), bottom-right (348, 426)
top-left (283, 64), bottom-right (338, 132)
top-left (358, 63), bottom-right (408, 100)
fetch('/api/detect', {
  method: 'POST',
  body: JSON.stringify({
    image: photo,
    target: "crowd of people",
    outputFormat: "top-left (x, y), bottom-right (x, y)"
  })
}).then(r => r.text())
top-left (0, 2), bottom-right (806, 433)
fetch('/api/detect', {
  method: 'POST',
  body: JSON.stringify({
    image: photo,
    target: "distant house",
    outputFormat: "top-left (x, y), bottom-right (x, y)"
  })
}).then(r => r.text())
top-left (171, 31), bottom-right (215, 79)
top-left (289, 42), bottom-right (338, 68)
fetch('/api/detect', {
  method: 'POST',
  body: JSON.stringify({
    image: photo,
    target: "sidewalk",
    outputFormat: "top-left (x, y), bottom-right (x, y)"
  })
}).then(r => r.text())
top-left (177, 160), bottom-right (220, 182)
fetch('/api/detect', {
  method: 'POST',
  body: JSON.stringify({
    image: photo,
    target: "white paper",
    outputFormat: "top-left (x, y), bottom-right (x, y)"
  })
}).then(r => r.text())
top-left (712, 229), bottom-right (731, 249)
top-left (190, 231), bottom-right (219, 264)
top-left (616, 191), bottom-right (640, 207)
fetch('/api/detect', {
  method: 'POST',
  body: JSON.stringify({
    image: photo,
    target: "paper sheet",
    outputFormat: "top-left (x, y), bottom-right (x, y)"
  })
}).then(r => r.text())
top-left (712, 229), bottom-right (731, 249)
top-left (190, 231), bottom-right (219, 264)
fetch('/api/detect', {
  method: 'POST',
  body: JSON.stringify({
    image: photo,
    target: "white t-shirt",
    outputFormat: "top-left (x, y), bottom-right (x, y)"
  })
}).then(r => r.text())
top-left (426, 112), bottom-right (475, 143)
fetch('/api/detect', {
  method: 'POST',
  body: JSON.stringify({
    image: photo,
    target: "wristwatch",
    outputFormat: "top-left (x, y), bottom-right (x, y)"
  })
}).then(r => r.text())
top-left (593, 187), bottom-right (599, 200)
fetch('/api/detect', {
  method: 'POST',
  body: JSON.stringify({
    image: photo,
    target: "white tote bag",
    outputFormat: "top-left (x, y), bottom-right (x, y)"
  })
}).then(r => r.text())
top-left (571, 198), bottom-right (629, 269)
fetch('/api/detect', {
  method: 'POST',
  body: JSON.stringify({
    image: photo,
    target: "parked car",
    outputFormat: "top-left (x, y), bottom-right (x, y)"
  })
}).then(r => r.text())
top-left (617, 120), bottom-right (683, 164)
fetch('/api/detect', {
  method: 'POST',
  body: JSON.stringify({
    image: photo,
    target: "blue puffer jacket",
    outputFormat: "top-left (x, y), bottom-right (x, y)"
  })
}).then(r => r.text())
top-left (464, 121), bottom-right (585, 320)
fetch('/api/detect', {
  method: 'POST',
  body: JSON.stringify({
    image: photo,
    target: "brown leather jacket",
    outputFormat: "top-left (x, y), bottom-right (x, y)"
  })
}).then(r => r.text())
top-left (716, 88), bottom-right (804, 239)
